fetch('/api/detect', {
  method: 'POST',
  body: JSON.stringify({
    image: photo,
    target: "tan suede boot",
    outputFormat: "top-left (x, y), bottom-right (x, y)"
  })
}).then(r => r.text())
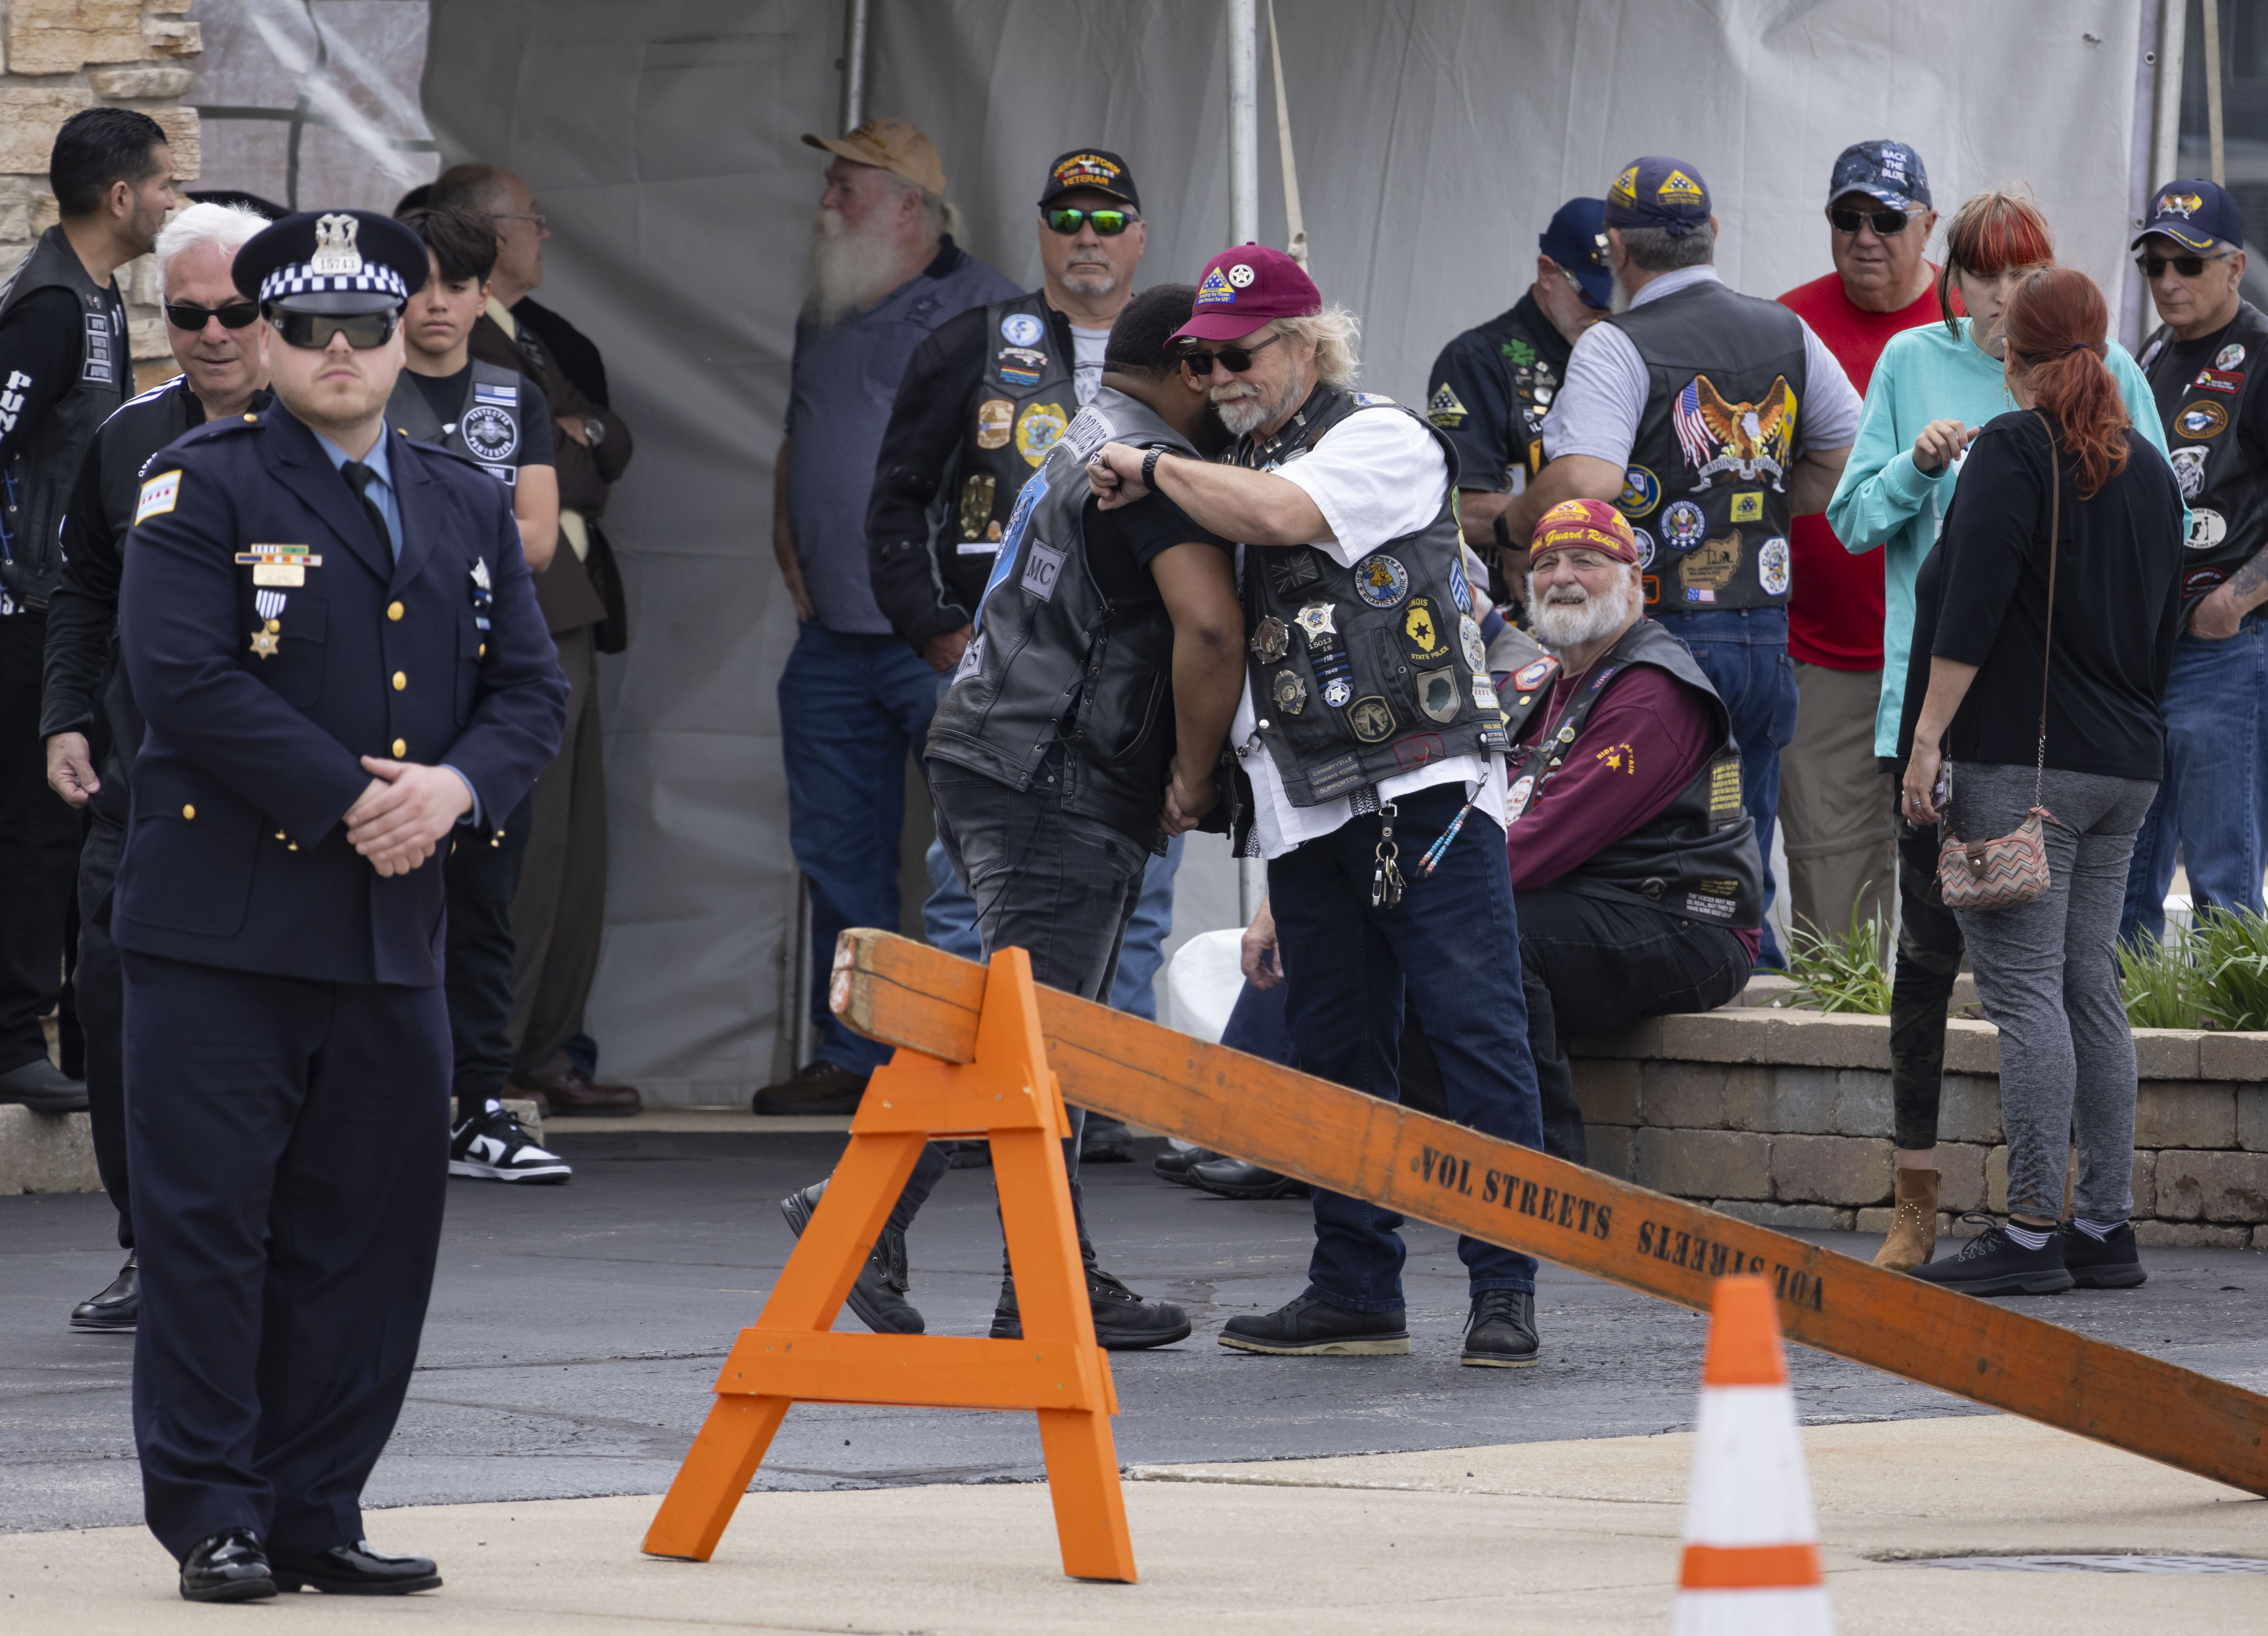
top-left (1872, 1167), bottom-right (1940, 1271)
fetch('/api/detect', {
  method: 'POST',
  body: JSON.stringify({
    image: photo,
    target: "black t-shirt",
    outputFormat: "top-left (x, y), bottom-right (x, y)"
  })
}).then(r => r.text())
top-left (1424, 291), bottom-right (1572, 494)
top-left (1914, 411), bottom-right (2185, 783)
top-left (405, 364), bottom-right (556, 468)
top-left (1080, 486), bottom-right (1231, 602)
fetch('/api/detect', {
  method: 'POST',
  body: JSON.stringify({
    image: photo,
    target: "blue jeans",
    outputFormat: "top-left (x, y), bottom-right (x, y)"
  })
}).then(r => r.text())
top-left (1269, 783), bottom-right (1544, 1308)
top-left (779, 624), bottom-right (942, 1071)
top-left (1653, 607), bottom-right (1797, 969)
top-left (2120, 617), bottom-right (2267, 945)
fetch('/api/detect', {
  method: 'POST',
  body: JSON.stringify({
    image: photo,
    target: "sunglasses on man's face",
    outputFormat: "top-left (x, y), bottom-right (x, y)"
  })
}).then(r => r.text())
top-left (268, 308), bottom-right (399, 351)
top-left (164, 300), bottom-right (260, 332)
top-left (1828, 206), bottom-right (1917, 236)
top-left (1045, 207), bottom-right (1137, 236)
top-left (2138, 251), bottom-right (2230, 279)
top-left (1176, 333), bottom-right (1284, 376)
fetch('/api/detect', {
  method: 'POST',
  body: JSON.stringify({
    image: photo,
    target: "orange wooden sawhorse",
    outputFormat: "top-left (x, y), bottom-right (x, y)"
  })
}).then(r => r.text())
top-left (641, 947), bottom-right (1136, 1582)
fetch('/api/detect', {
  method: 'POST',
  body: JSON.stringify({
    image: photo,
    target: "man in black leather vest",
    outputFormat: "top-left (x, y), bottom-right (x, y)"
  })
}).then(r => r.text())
top-left (1504, 500), bottom-right (1762, 1161)
top-left (1500, 155), bottom-right (1862, 970)
top-left (780, 284), bottom-right (1241, 1351)
top-left (1090, 246), bottom-right (1549, 1369)
top-left (0, 108), bottom-right (173, 1115)
top-left (42, 201), bottom-right (270, 1333)
top-left (2121, 179), bottom-right (2268, 945)
top-left (1424, 196), bottom-right (1609, 600)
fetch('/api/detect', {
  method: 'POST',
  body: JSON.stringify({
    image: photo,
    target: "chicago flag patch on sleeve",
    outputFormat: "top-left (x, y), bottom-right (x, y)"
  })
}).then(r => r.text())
top-left (135, 470), bottom-right (181, 524)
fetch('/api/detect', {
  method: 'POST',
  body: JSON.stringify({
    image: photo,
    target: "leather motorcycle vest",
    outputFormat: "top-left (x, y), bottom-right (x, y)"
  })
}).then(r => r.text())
top-left (929, 292), bottom-right (1079, 612)
top-left (1239, 383), bottom-right (1517, 807)
top-left (0, 226), bottom-right (127, 609)
top-left (1606, 279), bottom-right (1810, 615)
top-left (1509, 617), bottom-right (1762, 928)
top-left (2140, 299), bottom-right (2268, 603)
top-left (926, 386), bottom-right (1187, 843)
top-left (1476, 298), bottom-right (1564, 485)
top-left (384, 359), bottom-right (531, 486)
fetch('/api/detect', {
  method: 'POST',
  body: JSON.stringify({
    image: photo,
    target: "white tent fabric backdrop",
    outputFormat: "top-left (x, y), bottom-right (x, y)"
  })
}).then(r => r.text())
top-left (421, 0), bottom-right (2146, 1104)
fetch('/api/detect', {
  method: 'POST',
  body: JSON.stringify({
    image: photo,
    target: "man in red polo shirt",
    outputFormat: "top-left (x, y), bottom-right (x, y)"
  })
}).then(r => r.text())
top-left (1776, 141), bottom-right (1940, 949)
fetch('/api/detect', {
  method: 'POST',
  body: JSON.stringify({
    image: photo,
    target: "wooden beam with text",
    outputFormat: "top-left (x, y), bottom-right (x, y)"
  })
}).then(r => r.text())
top-left (643, 947), bottom-right (1137, 1582)
top-left (831, 928), bottom-right (2268, 1499)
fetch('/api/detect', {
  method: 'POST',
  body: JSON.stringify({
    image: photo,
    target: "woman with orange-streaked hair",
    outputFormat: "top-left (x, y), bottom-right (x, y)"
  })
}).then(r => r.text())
top-left (1827, 192), bottom-right (2175, 1274)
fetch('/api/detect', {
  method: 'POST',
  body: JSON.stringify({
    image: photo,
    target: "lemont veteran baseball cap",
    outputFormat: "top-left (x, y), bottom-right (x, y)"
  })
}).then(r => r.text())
top-left (1531, 498), bottom-right (1642, 565)
top-left (802, 116), bottom-right (947, 197)
top-left (1038, 149), bottom-right (1140, 211)
top-left (1171, 245), bottom-right (1321, 344)
top-left (1603, 156), bottom-right (1711, 238)
top-left (2133, 178), bottom-right (2244, 254)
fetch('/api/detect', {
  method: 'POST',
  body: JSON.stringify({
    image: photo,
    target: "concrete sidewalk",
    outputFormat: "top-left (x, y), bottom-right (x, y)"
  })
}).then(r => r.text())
top-left (5, 1416), bottom-right (2260, 1633)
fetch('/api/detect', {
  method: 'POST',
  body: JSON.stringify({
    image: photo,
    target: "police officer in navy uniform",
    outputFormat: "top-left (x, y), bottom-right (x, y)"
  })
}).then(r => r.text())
top-left (115, 208), bottom-right (567, 1602)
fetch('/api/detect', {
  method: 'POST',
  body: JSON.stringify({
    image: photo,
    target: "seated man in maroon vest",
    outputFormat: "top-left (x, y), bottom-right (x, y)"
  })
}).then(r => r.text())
top-left (1501, 499), bottom-right (1765, 1161)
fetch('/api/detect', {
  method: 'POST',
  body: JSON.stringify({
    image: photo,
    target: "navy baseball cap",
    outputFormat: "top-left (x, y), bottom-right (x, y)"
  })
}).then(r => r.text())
top-left (1603, 156), bottom-right (1711, 237)
top-left (1829, 140), bottom-right (1931, 211)
top-left (2133, 178), bottom-right (2244, 253)
top-left (233, 209), bottom-right (422, 315)
top-left (1539, 197), bottom-right (1611, 308)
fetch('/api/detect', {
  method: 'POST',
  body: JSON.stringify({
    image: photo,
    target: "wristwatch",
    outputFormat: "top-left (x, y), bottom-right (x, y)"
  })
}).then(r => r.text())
top-left (1142, 447), bottom-right (1165, 490)
top-left (581, 416), bottom-right (605, 447)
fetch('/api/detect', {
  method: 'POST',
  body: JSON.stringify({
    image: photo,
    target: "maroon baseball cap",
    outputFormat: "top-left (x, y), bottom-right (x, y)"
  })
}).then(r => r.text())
top-left (1170, 244), bottom-right (1321, 343)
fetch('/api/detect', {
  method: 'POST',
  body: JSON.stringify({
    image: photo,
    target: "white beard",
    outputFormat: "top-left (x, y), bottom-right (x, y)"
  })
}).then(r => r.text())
top-left (802, 207), bottom-right (905, 326)
top-left (1211, 372), bottom-right (1302, 438)
top-left (1530, 573), bottom-right (1642, 650)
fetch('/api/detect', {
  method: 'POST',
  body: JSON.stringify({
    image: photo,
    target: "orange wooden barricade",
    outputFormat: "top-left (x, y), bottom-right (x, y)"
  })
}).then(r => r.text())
top-left (642, 947), bottom-right (1136, 1582)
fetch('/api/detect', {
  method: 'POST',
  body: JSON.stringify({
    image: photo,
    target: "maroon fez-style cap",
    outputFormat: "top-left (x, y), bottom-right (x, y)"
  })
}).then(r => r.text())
top-left (1170, 244), bottom-right (1322, 343)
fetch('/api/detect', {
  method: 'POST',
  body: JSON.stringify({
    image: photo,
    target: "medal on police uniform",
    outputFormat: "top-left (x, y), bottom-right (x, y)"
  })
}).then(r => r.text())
top-left (250, 588), bottom-right (287, 659)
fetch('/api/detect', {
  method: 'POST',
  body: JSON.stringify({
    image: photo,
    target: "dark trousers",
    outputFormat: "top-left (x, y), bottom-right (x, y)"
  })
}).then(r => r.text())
top-left (1270, 783), bottom-right (1545, 1309)
top-left (123, 950), bottom-right (450, 1561)
top-left (1213, 959), bottom-right (1451, 1122)
top-left (508, 625), bottom-right (609, 1085)
top-left (77, 809), bottom-right (131, 1248)
top-left (885, 758), bottom-right (1154, 1257)
top-left (1515, 887), bottom-right (1753, 1165)
top-left (1890, 813), bottom-right (1964, 1151)
top-left (447, 794), bottom-right (534, 1122)
top-left (0, 611), bottom-right (83, 1070)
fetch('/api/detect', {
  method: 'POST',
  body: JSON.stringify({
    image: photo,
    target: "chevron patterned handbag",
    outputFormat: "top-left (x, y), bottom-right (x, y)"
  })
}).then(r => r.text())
top-left (1936, 412), bottom-right (2064, 914)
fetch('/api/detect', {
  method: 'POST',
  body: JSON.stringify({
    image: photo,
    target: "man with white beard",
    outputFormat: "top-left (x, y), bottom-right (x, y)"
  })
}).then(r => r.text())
top-left (1500, 498), bottom-right (1765, 1162)
top-left (762, 118), bottom-right (1017, 1116)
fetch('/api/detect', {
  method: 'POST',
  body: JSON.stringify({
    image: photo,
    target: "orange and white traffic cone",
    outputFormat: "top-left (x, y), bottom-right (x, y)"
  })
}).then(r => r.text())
top-left (1669, 1275), bottom-right (1834, 1634)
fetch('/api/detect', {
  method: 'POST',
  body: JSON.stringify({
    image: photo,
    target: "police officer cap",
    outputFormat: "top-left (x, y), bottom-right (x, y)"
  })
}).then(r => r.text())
top-left (232, 209), bottom-right (424, 316)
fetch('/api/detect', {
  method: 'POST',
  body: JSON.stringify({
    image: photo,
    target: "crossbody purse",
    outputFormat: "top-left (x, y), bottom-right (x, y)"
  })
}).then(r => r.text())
top-left (1936, 411), bottom-right (2067, 912)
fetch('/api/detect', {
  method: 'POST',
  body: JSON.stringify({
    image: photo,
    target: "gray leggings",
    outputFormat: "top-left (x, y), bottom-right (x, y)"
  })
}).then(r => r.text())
top-left (1945, 761), bottom-right (2156, 1222)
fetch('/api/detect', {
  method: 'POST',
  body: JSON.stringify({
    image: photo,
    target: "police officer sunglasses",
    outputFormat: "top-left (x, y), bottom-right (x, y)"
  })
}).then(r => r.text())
top-left (1045, 207), bottom-right (1137, 235)
top-left (163, 300), bottom-right (261, 331)
top-left (1828, 205), bottom-right (1918, 236)
top-left (2137, 250), bottom-right (2233, 279)
top-left (1176, 333), bottom-right (1284, 376)
top-left (265, 307), bottom-right (401, 350)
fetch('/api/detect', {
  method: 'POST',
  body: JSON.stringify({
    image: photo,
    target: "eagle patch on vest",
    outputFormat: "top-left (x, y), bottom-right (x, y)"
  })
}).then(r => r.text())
top-left (1672, 375), bottom-right (1798, 487)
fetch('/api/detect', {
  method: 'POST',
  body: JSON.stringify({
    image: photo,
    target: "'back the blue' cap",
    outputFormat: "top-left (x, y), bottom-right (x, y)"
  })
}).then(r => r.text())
top-left (1829, 141), bottom-right (1930, 211)
top-left (1603, 156), bottom-right (1711, 238)
top-left (1539, 197), bottom-right (1611, 308)
top-left (2134, 179), bottom-right (2244, 253)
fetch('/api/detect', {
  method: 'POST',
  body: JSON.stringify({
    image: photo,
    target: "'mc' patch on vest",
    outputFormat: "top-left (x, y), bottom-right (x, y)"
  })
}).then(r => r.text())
top-left (135, 469), bottom-right (181, 523)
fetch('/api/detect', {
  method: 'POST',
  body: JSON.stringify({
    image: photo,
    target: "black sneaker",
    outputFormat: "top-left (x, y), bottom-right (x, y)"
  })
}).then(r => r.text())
top-left (1907, 1215), bottom-right (2073, 1296)
top-left (2062, 1220), bottom-right (2147, 1289)
top-left (780, 1182), bottom-right (923, 1334)
top-left (1152, 1146), bottom-right (1218, 1186)
top-left (1187, 1156), bottom-right (1310, 1200)
top-left (989, 1265), bottom-right (1193, 1349)
top-left (70, 1252), bottom-right (138, 1331)
top-left (1461, 1289), bottom-right (1540, 1368)
top-left (1218, 1293), bottom-right (1410, 1356)
top-left (1079, 1115), bottom-right (1135, 1163)
top-left (448, 1104), bottom-right (572, 1183)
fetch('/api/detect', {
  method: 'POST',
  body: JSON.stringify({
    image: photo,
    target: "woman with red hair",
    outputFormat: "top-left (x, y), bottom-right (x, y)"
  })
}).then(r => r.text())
top-left (1826, 191), bottom-right (2174, 1273)
top-left (1899, 266), bottom-right (2186, 1296)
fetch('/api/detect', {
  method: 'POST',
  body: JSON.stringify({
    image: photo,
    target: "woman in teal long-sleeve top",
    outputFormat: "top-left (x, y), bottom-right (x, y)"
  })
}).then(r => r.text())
top-left (1823, 190), bottom-right (2175, 1278)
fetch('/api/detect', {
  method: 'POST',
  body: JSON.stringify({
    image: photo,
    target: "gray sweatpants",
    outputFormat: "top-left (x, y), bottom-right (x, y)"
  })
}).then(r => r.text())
top-left (1945, 761), bottom-right (2156, 1222)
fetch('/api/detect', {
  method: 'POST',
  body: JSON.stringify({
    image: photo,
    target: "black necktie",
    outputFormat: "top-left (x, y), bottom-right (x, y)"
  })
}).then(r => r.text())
top-left (341, 460), bottom-right (393, 561)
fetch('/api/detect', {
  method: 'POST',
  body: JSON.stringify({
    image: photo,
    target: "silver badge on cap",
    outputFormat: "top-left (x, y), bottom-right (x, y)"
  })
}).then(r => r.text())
top-left (310, 213), bottom-right (364, 277)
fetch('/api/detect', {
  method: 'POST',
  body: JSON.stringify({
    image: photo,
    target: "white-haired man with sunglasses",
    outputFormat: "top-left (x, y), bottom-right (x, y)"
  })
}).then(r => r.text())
top-left (2121, 178), bottom-right (2268, 947)
top-left (41, 198), bottom-right (274, 1337)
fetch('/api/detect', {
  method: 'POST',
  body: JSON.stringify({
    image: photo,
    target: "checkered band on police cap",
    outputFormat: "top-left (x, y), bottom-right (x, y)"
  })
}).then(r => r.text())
top-left (258, 261), bottom-right (411, 302)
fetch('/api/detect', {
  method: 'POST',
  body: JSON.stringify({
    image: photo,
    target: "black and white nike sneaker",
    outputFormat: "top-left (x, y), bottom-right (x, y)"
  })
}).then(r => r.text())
top-left (449, 1102), bottom-right (572, 1183)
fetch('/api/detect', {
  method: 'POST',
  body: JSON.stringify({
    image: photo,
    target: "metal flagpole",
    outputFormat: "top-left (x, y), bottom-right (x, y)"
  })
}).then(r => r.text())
top-left (839, 0), bottom-right (870, 132)
top-left (1227, 0), bottom-right (1266, 923)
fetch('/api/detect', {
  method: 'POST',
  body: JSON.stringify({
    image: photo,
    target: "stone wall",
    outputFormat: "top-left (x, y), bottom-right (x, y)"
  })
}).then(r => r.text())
top-left (0, 0), bottom-right (203, 385)
top-left (1572, 989), bottom-right (2268, 1250)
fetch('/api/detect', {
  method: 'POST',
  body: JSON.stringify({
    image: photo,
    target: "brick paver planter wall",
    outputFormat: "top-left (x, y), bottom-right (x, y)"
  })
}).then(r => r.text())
top-left (1569, 984), bottom-right (2268, 1248)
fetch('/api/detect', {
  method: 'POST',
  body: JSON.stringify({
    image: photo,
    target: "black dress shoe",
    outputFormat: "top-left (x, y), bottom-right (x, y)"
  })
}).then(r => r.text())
top-left (1152, 1146), bottom-right (1217, 1185)
top-left (752, 1060), bottom-right (869, 1116)
top-left (271, 1540), bottom-right (440, 1595)
top-left (1461, 1288), bottom-right (1540, 1367)
top-left (1219, 1293), bottom-right (1410, 1356)
top-left (990, 1265), bottom-right (1193, 1349)
top-left (1187, 1156), bottom-right (1310, 1200)
top-left (1078, 1115), bottom-right (1134, 1163)
top-left (70, 1252), bottom-right (137, 1331)
top-left (180, 1527), bottom-right (275, 1602)
top-left (0, 1057), bottom-right (88, 1113)
top-left (780, 1182), bottom-right (924, 1333)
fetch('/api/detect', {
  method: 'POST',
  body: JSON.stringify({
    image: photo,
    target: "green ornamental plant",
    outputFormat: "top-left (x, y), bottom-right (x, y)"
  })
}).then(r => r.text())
top-left (2118, 923), bottom-right (2202, 1031)
top-left (1783, 895), bottom-right (1893, 1016)
top-left (2188, 906), bottom-right (2268, 1032)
